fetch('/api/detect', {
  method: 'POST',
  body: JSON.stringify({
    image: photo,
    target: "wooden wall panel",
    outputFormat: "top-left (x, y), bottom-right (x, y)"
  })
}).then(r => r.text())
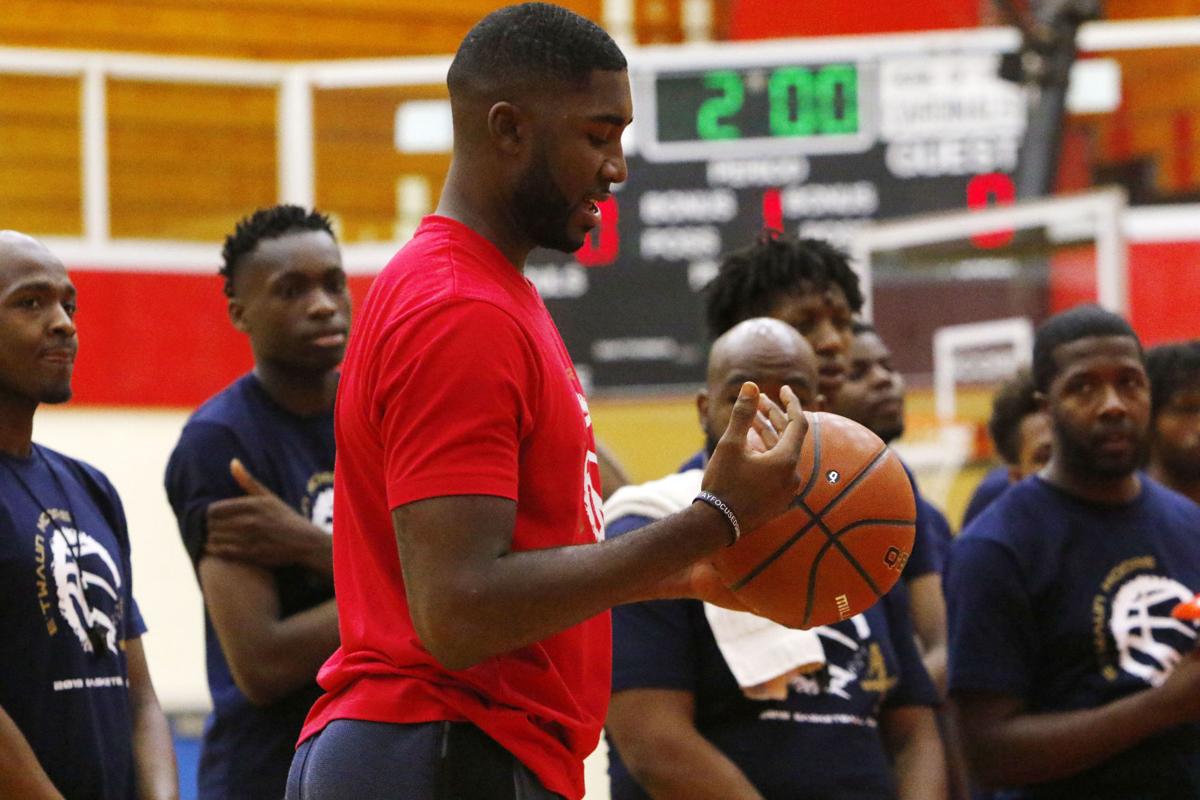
top-left (0, 75), bottom-right (82, 235)
top-left (106, 81), bottom-right (276, 240)
top-left (0, 0), bottom-right (603, 60)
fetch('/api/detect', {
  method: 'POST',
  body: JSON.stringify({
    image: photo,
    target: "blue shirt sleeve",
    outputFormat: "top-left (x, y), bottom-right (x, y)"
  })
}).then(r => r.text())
top-left (880, 583), bottom-right (939, 709)
top-left (945, 534), bottom-right (1039, 698)
top-left (905, 476), bottom-right (945, 580)
top-left (164, 420), bottom-right (246, 566)
top-left (608, 514), bottom-right (702, 694)
top-left (961, 467), bottom-right (1010, 529)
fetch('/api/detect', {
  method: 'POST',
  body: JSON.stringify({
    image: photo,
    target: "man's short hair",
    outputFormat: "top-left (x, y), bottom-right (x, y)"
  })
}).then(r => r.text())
top-left (704, 231), bottom-right (864, 339)
top-left (447, 3), bottom-right (626, 99)
top-left (1031, 304), bottom-right (1142, 392)
top-left (988, 369), bottom-right (1040, 465)
top-left (220, 205), bottom-right (336, 298)
top-left (1145, 340), bottom-right (1200, 419)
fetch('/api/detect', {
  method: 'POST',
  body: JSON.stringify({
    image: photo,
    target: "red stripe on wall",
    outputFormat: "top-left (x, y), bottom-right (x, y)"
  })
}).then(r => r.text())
top-left (68, 270), bottom-right (375, 407)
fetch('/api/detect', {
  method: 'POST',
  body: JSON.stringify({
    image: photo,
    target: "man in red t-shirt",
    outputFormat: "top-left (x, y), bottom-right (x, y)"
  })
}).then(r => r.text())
top-left (286, 6), bottom-right (810, 800)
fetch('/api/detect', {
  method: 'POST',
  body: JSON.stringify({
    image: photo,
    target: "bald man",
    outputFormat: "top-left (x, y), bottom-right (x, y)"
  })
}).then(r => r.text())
top-left (604, 318), bottom-right (947, 800)
top-left (0, 232), bottom-right (177, 800)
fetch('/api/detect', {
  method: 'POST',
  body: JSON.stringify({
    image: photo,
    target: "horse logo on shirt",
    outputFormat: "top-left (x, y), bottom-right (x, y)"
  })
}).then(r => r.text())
top-left (47, 524), bottom-right (121, 656)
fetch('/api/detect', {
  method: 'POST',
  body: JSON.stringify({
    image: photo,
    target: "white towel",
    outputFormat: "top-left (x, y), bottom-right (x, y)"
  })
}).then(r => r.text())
top-left (604, 468), bottom-right (825, 697)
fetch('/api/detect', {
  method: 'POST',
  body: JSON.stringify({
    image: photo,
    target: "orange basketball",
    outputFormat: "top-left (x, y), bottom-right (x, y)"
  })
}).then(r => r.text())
top-left (712, 411), bottom-right (916, 629)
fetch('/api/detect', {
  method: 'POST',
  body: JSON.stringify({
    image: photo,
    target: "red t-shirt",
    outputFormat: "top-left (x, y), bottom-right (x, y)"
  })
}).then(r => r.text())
top-left (299, 216), bottom-right (610, 799)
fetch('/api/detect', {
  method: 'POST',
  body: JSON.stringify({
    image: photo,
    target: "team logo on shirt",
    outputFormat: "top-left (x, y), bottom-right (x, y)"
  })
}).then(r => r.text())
top-left (787, 615), bottom-right (896, 702)
top-left (301, 471), bottom-right (335, 534)
top-left (32, 509), bottom-right (122, 656)
top-left (577, 393), bottom-right (605, 542)
top-left (1093, 557), bottom-right (1197, 684)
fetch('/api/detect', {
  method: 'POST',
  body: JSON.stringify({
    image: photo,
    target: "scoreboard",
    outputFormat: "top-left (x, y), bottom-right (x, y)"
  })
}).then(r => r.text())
top-left (527, 43), bottom-right (1029, 392)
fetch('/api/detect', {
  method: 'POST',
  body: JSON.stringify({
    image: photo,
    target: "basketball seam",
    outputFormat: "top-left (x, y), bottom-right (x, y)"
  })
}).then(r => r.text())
top-left (792, 413), bottom-right (823, 506)
top-left (730, 444), bottom-right (892, 600)
top-left (800, 517), bottom-right (915, 627)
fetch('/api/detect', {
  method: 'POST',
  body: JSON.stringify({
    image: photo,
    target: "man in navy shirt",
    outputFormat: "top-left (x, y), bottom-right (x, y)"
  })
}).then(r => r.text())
top-left (0, 231), bottom-right (177, 800)
top-left (960, 370), bottom-right (1052, 528)
top-left (1145, 341), bottom-right (1200, 505)
top-left (606, 317), bottom-right (946, 800)
top-left (947, 305), bottom-right (1200, 799)
top-left (165, 206), bottom-right (349, 800)
top-left (833, 320), bottom-right (953, 690)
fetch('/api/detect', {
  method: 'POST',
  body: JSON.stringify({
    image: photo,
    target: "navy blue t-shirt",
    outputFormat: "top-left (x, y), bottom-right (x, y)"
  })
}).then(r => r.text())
top-left (947, 476), bottom-right (1200, 799)
top-left (608, 513), bottom-right (938, 800)
top-left (0, 445), bottom-right (146, 800)
top-left (164, 373), bottom-right (335, 800)
top-left (960, 466), bottom-right (1009, 529)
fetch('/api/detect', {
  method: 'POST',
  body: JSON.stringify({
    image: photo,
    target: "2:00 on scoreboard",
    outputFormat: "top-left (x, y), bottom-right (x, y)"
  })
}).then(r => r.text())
top-left (647, 62), bottom-right (876, 162)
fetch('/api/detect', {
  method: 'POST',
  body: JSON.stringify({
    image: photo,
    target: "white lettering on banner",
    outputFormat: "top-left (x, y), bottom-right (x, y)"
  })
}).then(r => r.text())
top-left (706, 157), bottom-right (810, 188)
top-left (688, 260), bottom-right (719, 292)
top-left (592, 337), bottom-right (679, 362)
top-left (885, 138), bottom-right (1019, 178)
top-left (782, 182), bottom-right (879, 218)
top-left (797, 219), bottom-right (867, 251)
top-left (524, 264), bottom-right (588, 299)
top-left (640, 226), bottom-right (722, 261)
top-left (639, 189), bottom-right (739, 225)
top-left (53, 674), bottom-right (126, 692)
top-left (880, 55), bottom-right (1027, 141)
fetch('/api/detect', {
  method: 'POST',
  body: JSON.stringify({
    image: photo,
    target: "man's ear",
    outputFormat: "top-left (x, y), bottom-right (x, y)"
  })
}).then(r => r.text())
top-left (228, 298), bottom-right (249, 334)
top-left (696, 389), bottom-right (709, 433)
top-left (488, 101), bottom-right (526, 155)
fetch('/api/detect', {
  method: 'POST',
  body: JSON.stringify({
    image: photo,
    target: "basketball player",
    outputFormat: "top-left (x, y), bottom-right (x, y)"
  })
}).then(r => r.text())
top-left (287, 7), bottom-right (807, 800)
top-left (606, 318), bottom-right (947, 800)
top-left (946, 305), bottom-right (1200, 798)
top-left (164, 206), bottom-right (346, 799)
top-left (961, 369), bottom-right (1053, 527)
top-left (832, 321), bottom-right (953, 691)
top-left (0, 231), bottom-right (177, 799)
top-left (1145, 341), bottom-right (1200, 505)
top-left (705, 231), bottom-right (862, 403)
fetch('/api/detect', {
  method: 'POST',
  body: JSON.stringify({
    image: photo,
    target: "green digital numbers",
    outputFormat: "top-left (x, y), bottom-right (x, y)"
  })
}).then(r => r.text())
top-left (691, 63), bottom-right (858, 143)
top-left (696, 70), bottom-right (745, 141)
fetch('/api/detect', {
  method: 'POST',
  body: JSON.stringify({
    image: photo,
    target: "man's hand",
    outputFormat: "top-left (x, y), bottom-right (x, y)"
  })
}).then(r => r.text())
top-left (701, 383), bottom-right (808, 536)
top-left (1149, 643), bottom-right (1200, 727)
top-left (204, 459), bottom-right (329, 570)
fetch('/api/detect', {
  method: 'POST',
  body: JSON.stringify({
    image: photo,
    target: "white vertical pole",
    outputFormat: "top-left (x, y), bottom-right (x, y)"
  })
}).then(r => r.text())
top-left (603, 0), bottom-right (636, 49)
top-left (1095, 189), bottom-right (1128, 316)
top-left (81, 62), bottom-right (109, 245)
top-left (278, 68), bottom-right (315, 208)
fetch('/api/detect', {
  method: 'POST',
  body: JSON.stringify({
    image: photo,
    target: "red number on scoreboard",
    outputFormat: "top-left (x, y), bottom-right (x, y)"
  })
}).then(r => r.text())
top-left (576, 197), bottom-right (620, 267)
top-left (967, 172), bottom-right (1016, 249)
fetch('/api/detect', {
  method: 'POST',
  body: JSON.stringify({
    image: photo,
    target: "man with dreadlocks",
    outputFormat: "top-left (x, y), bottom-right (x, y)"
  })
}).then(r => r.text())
top-left (705, 231), bottom-right (864, 404)
top-left (164, 204), bottom-right (350, 800)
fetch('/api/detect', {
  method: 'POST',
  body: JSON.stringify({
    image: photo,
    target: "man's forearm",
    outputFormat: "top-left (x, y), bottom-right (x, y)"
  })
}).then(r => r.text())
top-left (297, 527), bottom-right (333, 577)
top-left (131, 696), bottom-right (178, 800)
top-left (957, 688), bottom-right (1180, 788)
top-left (617, 728), bottom-right (762, 800)
top-left (0, 705), bottom-right (62, 800)
top-left (402, 500), bottom-right (734, 670)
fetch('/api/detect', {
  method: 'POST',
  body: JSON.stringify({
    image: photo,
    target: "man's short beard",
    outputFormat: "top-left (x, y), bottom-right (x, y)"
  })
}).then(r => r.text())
top-left (1054, 420), bottom-right (1146, 480)
top-left (511, 146), bottom-right (580, 253)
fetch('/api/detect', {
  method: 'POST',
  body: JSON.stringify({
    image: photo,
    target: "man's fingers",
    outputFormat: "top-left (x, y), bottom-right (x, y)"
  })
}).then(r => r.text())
top-left (230, 458), bottom-right (270, 497)
top-left (772, 385), bottom-right (808, 457)
top-left (758, 393), bottom-right (788, 437)
top-left (751, 410), bottom-right (780, 450)
top-left (720, 382), bottom-right (761, 442)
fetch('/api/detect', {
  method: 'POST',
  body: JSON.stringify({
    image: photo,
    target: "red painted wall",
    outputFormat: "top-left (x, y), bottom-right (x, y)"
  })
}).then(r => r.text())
top-left (68, 271), bottom-right (375, 407)
top-left (728, 0), bottom-right (980, 39)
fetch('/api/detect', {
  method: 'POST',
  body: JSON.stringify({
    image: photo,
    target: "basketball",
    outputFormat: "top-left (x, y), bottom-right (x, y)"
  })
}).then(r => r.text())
top-left (712, 411), bottom-right (916, 629)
